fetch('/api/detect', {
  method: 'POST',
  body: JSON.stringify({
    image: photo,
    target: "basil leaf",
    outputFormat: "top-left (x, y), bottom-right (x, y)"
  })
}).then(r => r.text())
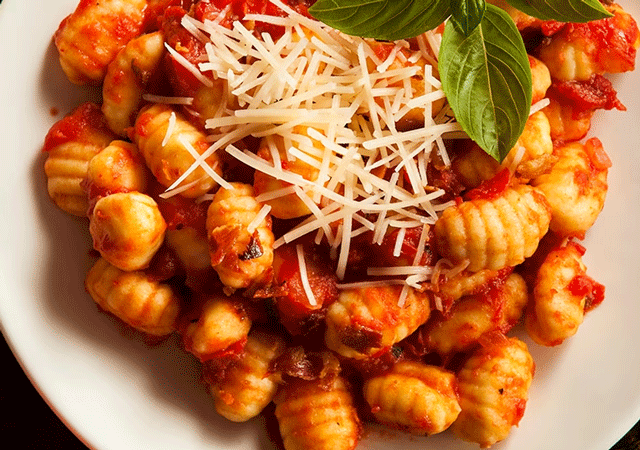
top-left (504, 0), bottom-right (611, 22)
top-left (439, 4), bottom-right (532, 162)
top-left (451, 0), bottom-right (486, 36)
top-left (308, 0), bottom-right (452, 41)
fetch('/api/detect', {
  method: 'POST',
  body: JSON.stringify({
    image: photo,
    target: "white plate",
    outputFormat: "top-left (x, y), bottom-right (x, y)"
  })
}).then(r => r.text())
top-left (1, 1), bottom-right (639, 449)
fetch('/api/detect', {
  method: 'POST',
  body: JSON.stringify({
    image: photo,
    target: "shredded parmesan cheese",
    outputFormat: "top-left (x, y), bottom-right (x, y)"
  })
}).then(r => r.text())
top-left (247, 204), bottom-right (272, 234)
top-left (169, 0), bottom-right (471, 295)
top-left (296, 244), bottom-right (317, 306)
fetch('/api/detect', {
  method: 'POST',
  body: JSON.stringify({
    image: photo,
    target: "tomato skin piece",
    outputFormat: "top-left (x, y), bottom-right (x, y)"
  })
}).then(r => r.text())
top-left (463, 168), bottom-right (511, 202)
top-left (272, 244), bottom-right (338, 337)
top-left (43, 103), bottom-right (112, 153)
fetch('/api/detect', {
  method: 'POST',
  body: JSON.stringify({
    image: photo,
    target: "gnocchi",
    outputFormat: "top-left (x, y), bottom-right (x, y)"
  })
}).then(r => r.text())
top-left (89, 191), bottom-right (167, 271)
top-left (274, 375), bottom-right (361, 450)
top-left (451, 336), bottom-right (535, 448)
top-left (43, 102), bottom-right (116, 216)
top-left (526, 240), bottom-right (604, 346)
top-left (85, 257), bottom-right (180, 336)
top-left (54, 0), bottom-right (148, 85)
top-left (434, 184), bottom-right (552, 272)
top-left (363, 361), bottom-right (460, 435)
top-left (209, 329), bottom-right (286, 422)
top-left (206, 182), bottom-right (275, 289)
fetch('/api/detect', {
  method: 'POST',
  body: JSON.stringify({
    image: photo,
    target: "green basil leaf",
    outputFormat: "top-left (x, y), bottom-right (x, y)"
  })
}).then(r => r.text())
top-left (451, 0), bottom-right (486, 36)
top-left (439, 4), bottom-right (532, 162)
top-left (504, 0), bottom-right (611, 22)
top-left (308, 0), bottom-right (452, 41)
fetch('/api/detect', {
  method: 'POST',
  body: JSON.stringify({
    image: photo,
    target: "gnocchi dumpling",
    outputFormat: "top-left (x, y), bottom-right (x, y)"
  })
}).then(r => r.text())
top-left (89, 191), bottom-right (167, 272)
top-left (206, 182), bottom-right (275, 289)
top-left (43, 102), bottom-right (116, 216)
top-left (54, 0), bottom-right (148, 85)
top-left (363, 361), bottom-right (460, 435)
top-left (325, 285), bottom-right (431, 360)
top-left (426, 273), bottom-right (528, 355)
top-left (182, 295), bottom-right (251, 362)
top-left (85, 257), bottom-right (180, 336)
top-left (532, 138), bottom-right (610, 239)
top-left (85, 140), bottom-right (149, 203)
top-left (451, 335), bottom-right (535, 448)
top-left (209, 330), bottom-right (286, 422)
top-left (274, 375), bottom-right (361, 450)
top-left (435, 184), bottom-right (551, 272)
top-left (536, 3), bottom-right (640, 81)
top-left (526, 241), bottom-right (603, 346)
top-left (102, 31), bottom-right (166, 136)
top-left (132, 103), bottom-right (222, 198)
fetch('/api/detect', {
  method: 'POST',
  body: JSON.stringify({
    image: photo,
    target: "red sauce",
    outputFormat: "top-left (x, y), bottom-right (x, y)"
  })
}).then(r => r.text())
top-left (194, 0), bottom-right (314, 36)
top-left (131, 107), bottom-right (155, 140)
top-left (272, 243), bottom-right (338, 336)
top-left (464, 167), bottom-right (511, 201)
top-left (541, 20), bottom-right (566, 37)
top-left (42, 102), bottom-right (110, 152)
top-left (155, 193), bottom-right (210, 232)
top-left (569, 274), bottom-right (605, 312)
top-left (584, 137), bottom-right (612, 170)
top-left (200, 338), bottom-right (248, 380)
top-left (161, 6), bottom-right (210, 96)
top-left (553, 74), bottom-right (625, 113)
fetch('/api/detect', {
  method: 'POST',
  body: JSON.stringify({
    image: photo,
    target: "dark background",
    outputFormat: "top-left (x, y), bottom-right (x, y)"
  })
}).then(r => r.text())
top-left (2, 336), bottom-right (639, 450)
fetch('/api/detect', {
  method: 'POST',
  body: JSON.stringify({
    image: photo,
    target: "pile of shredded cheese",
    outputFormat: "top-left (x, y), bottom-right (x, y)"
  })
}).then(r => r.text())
top-left (155, 0), bottom-right (476, 304)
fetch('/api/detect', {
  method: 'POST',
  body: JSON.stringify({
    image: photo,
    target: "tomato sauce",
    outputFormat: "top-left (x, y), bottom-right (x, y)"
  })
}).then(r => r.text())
top-left (553, 74), bottom-right (625, 113)
top-left (42, 103), bottom-right (111, 152)
top-left (464, 168), bottom-right (511, 201)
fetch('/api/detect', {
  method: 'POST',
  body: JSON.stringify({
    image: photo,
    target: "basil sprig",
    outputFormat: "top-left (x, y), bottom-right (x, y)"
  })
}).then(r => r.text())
top-left (309, 0), bottom-right (612, 162)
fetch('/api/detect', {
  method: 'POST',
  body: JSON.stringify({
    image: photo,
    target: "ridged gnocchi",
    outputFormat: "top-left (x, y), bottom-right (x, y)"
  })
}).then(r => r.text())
top-left (85, 257), bottom-right (180, 336)
top-left (274, 375), bottom-right (361, 450)
top-left (43, 102), bottom-right (116, 216)
top-left (532, 138), bottom-right (610, 238)
top-left (85, 140), bottom-right (149, 203)
top-left (526, 240), bottom-right (603, 346)
top-left (54, 0), bottom-right (148, 85)
top-left (209, 330), bottom-right (286, 422)
top-left (206, 182), bottom-right (275, 289)
top-left (435, 268), bottom-right (503, 303)
top-left (132, 103), bottom-right (223, 198)
top-left (451, 336), bottom-right (535, 448)
top-left (325, 285), bottom-right (431, 360)
top-left (182, 295), bottom-right (251, 362)
top-left (536, 3), bottom-right (640, 81)
top-left (434, 184), bottom-right (551, 272)
top-left (426, 273), bottom-right (528, 355)
top-left (363, 361), bottom-right (460, 435)
top-left (102, 31), bottom-right (166, 136)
